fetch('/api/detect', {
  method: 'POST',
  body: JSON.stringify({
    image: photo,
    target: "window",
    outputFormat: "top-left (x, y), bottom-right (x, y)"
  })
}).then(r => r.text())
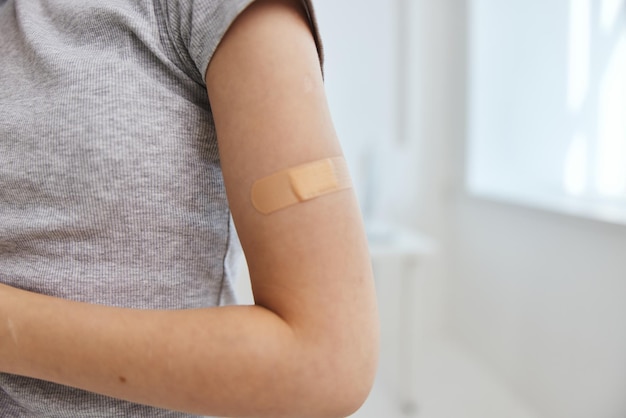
top-left (467, 0), bottom-right (626, 224)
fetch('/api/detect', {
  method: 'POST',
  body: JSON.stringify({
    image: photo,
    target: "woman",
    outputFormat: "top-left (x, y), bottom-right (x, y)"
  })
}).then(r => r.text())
top-left (0, 0), bottom-right (379, 416)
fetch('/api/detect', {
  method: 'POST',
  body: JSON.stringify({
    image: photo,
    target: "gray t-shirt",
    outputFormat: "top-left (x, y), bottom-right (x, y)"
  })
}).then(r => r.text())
top-left (0, 0), bottom-right (322, 416)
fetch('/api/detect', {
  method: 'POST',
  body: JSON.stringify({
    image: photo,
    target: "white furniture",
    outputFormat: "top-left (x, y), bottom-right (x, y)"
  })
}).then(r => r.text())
top-left (366, 221), bottom-right (436, 414)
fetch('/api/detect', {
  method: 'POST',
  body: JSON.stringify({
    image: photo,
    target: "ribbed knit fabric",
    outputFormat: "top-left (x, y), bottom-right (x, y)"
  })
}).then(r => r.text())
top-left (0, 0), bottom-right (322, 416)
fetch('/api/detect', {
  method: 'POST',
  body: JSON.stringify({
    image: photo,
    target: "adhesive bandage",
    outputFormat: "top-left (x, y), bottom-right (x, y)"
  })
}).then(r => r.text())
top-left (251, 156), bottom-right (352, 215)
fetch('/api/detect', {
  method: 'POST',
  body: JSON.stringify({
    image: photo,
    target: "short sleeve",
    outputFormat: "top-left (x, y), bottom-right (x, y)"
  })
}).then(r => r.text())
top-left (158, 0), bottom-right (324, 85)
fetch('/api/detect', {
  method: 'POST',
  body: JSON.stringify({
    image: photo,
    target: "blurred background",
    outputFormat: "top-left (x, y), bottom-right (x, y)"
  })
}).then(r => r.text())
top-left (239, 0), bottom-right (626, 417)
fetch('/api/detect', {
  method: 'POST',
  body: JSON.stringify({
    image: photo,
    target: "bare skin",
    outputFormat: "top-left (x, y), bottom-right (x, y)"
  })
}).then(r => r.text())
top-left (0, 1), bottom-right (379, 417)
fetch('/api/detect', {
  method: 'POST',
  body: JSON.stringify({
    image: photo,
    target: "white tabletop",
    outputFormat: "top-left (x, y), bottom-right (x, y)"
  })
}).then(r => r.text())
top-left (366, 220), bottom-right (437, 259)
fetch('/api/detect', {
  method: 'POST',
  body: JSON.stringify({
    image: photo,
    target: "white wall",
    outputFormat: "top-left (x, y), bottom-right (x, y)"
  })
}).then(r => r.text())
top-left (439, 1), bottom-right (626, 417)
top-left (448, 196), bottom-right (626, 418)
top-left (314, 0), bottom-right (436, 230)
top-left (313, 0), bottom-right (400, 221)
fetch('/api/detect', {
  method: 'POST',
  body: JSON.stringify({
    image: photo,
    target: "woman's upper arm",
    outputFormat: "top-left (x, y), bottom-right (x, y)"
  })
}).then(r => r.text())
top-left (206, 0), bottom-right (378, 392)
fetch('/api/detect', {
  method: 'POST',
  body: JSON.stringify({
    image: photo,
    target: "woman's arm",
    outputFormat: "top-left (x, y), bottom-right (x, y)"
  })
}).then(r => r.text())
top-left (0, 1), bottom-right (379, 417)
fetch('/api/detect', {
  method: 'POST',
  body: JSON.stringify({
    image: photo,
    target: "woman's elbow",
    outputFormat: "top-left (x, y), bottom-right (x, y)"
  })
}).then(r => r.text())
top-left (329, 353), bottom-right (379, 418)
top-left (340, 336), bottom-right (380, 416)
top-left (299, 318), bottom-right (380, 418)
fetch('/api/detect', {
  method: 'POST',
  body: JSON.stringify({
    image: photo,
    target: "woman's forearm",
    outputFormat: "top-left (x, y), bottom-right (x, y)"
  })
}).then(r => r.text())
top-left (0, 284), bottom-right (363, 418)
